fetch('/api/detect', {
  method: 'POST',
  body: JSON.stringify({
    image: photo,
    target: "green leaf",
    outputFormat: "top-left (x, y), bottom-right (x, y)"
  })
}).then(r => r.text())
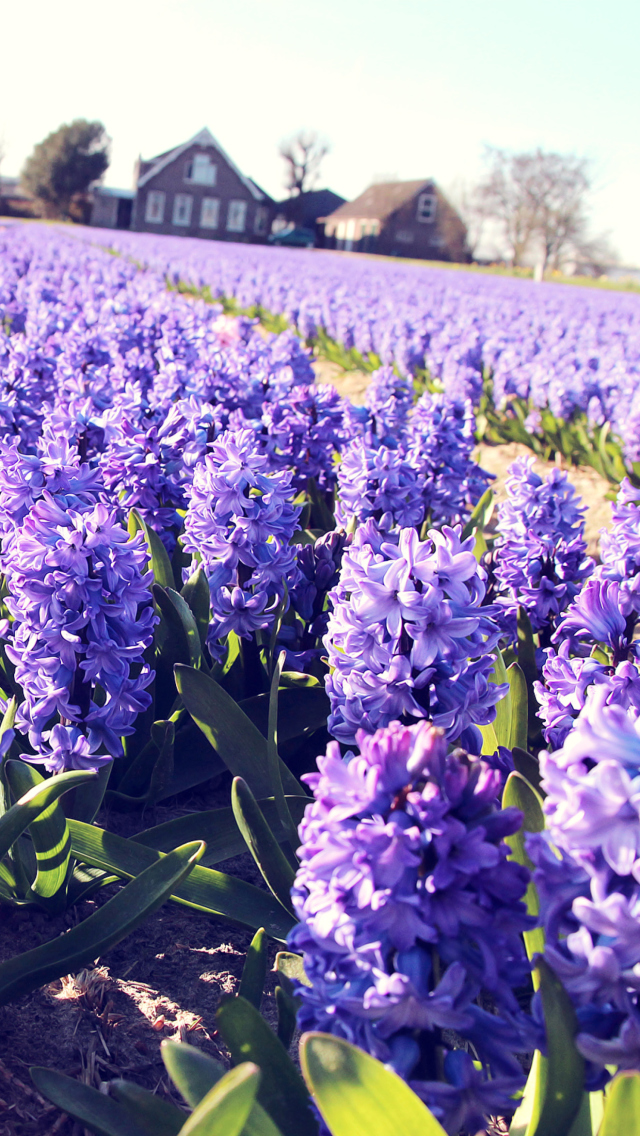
top-left (502, 772), bottom-right (546, 967)
top-left (488, 648), bottom-right (511, 749)
top-left (231, 778), bottom-right (296, 915)
top-left (181, 567), bottom-right (211, 650)
top-left (461, 487), bottom-right (494, 542)
top-left (512, 747), bottom-right (543, 796)
top-left (598, 1072), bottom-right (640, 1136)
top-left (274, 952), bottom-right (305, 1050)
top-left (216, 996), bottom-right (318, 1136)
top-left (155, 586), bottom-right (202, 670)
top-left (517, 607), bottom-right (542, 745)
top-left (478, 720), bottom-right (498, 756)
top-left (62, 758), bottom-right (113, 823)
top-left (132, 795), bottom-right (309, 867)
top-left (110, 1081), bottom-right (186, 1136)
top-left (275, 984), bottom-right (297, 1052)
top-left (174, 665), bottom-right (304, 799)
top-left (506, 663), bottom-right (529, 753)
top-left (267, 652), bottom-right (299, 857)
top-left (300, 1033), bottom-right (447, 1136)
top-left (146, 719), bottom-right (176, 804)
top-left (238, 927), bottom-right (267, 1010)
top-left (129, 508), bottom-right (175, 590)
top-left (5, 761), bottom-right (72, 903)
top-left (238, 687), bottom-right (330, 744)
top-left (0, 767), bottom-right (96, 862)
top-left (525, 957), bottom-right (586, 1136)
top-left (161, 1040), bottom-right (225, 1107)
top-left (30, 1066), bottom-right (148, 1136)
top-left (275, 951), bottom-right (311, 988)
top-left (68, 819), bottom-right (295, 941)
top-left (181, 1062), bottom-right (261, 1136)
top-left (0, 841), bottom-right (204, 1004)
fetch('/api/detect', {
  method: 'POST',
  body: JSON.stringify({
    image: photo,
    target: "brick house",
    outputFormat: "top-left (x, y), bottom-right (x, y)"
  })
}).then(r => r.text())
top-left (272, 189), bottom-right (346, 246)
top-left (130, 127), bottom-right (274, 242)
top-left (322, 180), bottom-right (469, 261)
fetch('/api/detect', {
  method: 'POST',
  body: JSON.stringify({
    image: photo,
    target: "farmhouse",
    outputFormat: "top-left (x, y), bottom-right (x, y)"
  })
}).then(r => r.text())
top-left (128, 127), bottom-right (274, 243)
top-left (322, 180), bottom-right (468, 261)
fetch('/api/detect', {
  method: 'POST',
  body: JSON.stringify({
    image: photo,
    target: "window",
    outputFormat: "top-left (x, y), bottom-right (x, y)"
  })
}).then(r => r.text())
top-left (200, 197), bottom-right (220, 229)
top-left (416, 193), bottom-right (437, 223)
top-left (145, 190), bottom-right (165, 223)
top-left (227, 200), bottom-right (247, 233)
top-left (185, 153), bottom-right (217, 186)
top-left (172, 193), bottom-right (193, 226)
top-left (254, 206), bottom-right (269, 234)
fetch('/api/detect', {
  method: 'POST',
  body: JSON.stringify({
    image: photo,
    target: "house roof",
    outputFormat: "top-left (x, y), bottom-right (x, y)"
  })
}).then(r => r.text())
top-left (137, 127), bottom-right (264, 201)
top-left (324, 180), bottom-right (434, 222)
top-left (276, 189), bottom-right (347, 224)
top-left (94, 186), bottom-right (135, 200)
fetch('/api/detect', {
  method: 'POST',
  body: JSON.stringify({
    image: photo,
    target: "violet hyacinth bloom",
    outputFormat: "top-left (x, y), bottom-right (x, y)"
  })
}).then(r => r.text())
top-left (494, 457), bottom-right (593, 643)
top-left (535, 639), bottom-right (640, 749)
top-left (3, 495), bottom-right (156, 773)
top-left (324, 521), bottom-right (504, 750)
top-left (335, 438), bottom-right (425, 531)
top-left (282, 529), bottom-right (352, 668)
top-left (406, 393), bottom-right (493, 526)
top-left (289, 721), bottom-right (535, 1134)
top-left (181, 426), bottom-right (301, 651)
top-left (261, 382), bottom-right (346, 491)
top-left (529, 685), bottom-right (640, 1078)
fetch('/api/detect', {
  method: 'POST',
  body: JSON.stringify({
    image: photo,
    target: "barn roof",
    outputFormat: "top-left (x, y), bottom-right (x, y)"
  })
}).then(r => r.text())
top-left (324, 180), bottom-right (433, 221)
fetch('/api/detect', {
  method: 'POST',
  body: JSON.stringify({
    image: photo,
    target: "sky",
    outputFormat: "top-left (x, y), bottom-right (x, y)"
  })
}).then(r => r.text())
top-left (1, 0), bottom-right (638, 263)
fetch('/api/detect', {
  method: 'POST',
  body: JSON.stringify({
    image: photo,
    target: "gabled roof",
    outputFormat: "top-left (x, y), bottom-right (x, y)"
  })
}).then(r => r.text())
top-left (276, 189), bottom-right (347, 224)
top-left (137, 128), bottom-right (264, 201)
top-left (325, 180), bottom-right (434, 221)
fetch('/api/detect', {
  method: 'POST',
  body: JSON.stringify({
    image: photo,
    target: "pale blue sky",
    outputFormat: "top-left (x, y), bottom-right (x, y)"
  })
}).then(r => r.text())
top-left (1, 0), bottom-right (638, 262)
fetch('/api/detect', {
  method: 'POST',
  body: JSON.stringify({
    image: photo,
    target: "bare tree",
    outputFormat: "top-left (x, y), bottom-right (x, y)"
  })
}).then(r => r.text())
top-left (474, 146), bottom-right (591, 270)
top-left (279, 130), bottom-right (329, 197)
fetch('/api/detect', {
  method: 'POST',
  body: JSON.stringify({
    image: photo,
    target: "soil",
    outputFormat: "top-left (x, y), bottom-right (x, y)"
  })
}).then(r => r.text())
top-left (0, 783), bottom-right (282, 1136)
top-left (0, 358), bottom-right (615, 1135)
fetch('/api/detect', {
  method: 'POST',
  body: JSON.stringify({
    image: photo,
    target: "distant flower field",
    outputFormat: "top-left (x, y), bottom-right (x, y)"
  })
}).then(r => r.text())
top-left (1, 221), bottom-right (640, 1136)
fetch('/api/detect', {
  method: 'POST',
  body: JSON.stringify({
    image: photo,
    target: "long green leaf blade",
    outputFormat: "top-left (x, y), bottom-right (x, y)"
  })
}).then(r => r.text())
top-left (526, 958), bottom-right (585, 1136)
top-left (598, 1071), bottom-right (640, 1136)
top-left (231, 778), bottom-right (296, 915)
top-left (216, 996), bottom-right (318, 1136)
top-left (507, 662), bottom-right (529, 753)
top-left (30, 1067), bottom-right (148, 1136)
top-left (181, 1063), bottom-right (260, 1136)
top-left (68, 819), bottom-right (294, 941)
top-left (161, 1040), bottom-right (225, 1107)
top-left (181, 567), bottom-right (212, 650)
top-left (174, 665), bottom-right (304, 798)
top-left (489, 648), bottom-right (512, 749)
top-left (238, 927), bottom-right (267, 1010)
top-left (129, 508), bottom-right (175, 590)
top-left (502, 772), bottom-right (545, 966)
top-left (132, 795), bottom-right (309, 866)
top-left (0, 768), bottom-right (95, 862)
top-left (110, 1081), bottom-right (186, 1136)
top-left (0, 841), bottom-right (204, 1005)
top-left (5, 761), bottom-right (73, 901)
top-left (300, 1033), bottom-right (447, 1136)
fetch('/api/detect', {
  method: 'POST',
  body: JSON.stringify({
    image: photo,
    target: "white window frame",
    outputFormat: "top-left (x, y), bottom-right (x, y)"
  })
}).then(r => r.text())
top-left (227, 200), bottom-right (247, 233)
top-left (145, 190), bottom-right (165, 223)
top-left (172, 193), bottom-right (193, 226)
top-left (416, 193), bottom-right (437, 223)
top-left (200, 196), bottom-right (220, 229)
top-left (185, 153), bottom-right (217, 186)
top-left (254, 206), bottom-right (269, 234)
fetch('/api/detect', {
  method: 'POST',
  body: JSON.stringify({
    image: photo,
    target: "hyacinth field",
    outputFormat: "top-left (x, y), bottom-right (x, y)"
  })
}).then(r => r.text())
top-left (1, 224), bottom-right (640, 1136)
